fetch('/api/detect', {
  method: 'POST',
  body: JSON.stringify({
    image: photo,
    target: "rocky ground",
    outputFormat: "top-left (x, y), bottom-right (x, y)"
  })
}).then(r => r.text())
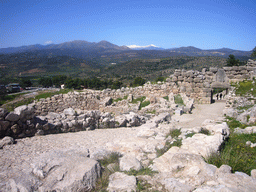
top-left (1, 102), bottom-right (256, 191)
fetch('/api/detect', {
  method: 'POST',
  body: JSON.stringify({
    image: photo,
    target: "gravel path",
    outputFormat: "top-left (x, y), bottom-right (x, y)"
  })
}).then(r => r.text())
top-left (172, 101), bottom-right (226, 128)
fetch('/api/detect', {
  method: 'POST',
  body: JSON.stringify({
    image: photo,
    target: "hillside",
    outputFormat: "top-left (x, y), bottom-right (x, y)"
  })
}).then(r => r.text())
top-left (0, 40), bottom-right (252, 85)
top-left (99, 56), bottom-right (228, 81)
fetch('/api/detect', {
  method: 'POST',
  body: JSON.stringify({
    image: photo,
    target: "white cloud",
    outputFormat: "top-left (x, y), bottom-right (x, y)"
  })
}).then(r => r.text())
top-left (127, 44), bottom-right (157, 49)
top-left (44, 40), bottom-right (53, 45)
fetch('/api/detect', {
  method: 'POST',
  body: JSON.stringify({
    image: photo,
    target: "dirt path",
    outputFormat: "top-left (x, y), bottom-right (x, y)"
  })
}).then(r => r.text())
top-left (172, 101), bottom-right (226, 128)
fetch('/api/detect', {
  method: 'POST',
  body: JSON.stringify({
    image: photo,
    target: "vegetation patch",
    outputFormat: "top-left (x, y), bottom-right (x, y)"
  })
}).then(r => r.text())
top-left (113, 95), bottom-right (128, 102)
top-left (163, 96), bottom-right (169, 101)
top-left (139, 100), bottom-right (150, 110)
top-left (156, 139), bottom-right (182, 157)
top-left (185, 132), bottom-right (196, 138)
top-left (166, 129), bottom-right (181, 138)
top-left (233, 80), bottom-right (256, 97)
top-left (225, 116), bottom-right (247, 129)
top-left (237, 105), bottom-right (254, 111)
top-left (136, 179), bottom-right (153, 192)
top-left (0, 92), bottom-right (27, 106)
top-left (199, 128), bottom-right (211, 135)
top-left (98, 152), bottom-right (121, 167)
top-left (146, 110), bottom-right (156, 114)
top-left (131, 96), bottom-right (146, 104)
top-left (93, 152), bottom-right (122, 192)
top-left (205, 133), bottom-right (256, 175)
top-left (174, 94), bottom-right (184, 106)
top-left (125, 167), bottom-right (158, 177)
top-left (113, 97), bottom-right (123, 102)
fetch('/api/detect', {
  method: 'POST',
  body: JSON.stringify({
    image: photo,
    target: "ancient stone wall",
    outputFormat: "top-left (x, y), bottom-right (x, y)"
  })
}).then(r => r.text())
top-left (32, 59), bottom-right (256, 115)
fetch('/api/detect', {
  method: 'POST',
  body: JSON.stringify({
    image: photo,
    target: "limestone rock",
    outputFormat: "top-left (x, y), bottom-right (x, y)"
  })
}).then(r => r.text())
top-left (63, 108), bottom-right (76, 116)
top-left (31, 149), bottom-right (100, 191)
top-left (107, 172), bottom-right (136, 192)
top-left (90, 149), bottom-right (113, 160)
top-left (119, 154), bottom-right (142, 171)
top-left (5, 112), bottom-right (20, 122)
top-left (0, 136), bottom-right (14, 149)
top-left (101, 97), bottom-right (113, 106)
top-left (158, 177), bottom-right (194, 192)
top-left (223, 108), bottom-right (238, 118)
top-left (181, 133), bottom-right (225, 158)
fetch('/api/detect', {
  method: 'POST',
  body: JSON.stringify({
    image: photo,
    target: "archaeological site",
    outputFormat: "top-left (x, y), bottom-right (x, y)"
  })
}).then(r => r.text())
top-left (1, 59), bottom-right (256, 191)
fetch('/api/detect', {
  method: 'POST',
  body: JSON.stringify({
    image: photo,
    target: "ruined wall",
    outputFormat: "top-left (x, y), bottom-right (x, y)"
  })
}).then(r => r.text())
top-left (31, 59), bottom-right (256, 114)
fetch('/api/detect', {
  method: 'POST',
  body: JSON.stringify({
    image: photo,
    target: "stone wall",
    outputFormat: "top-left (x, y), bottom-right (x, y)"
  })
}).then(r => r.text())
top-left (31, 59), bottom-right (256, 116)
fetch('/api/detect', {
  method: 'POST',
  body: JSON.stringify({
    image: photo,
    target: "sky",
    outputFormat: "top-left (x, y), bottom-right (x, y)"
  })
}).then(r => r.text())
top-left (1, 0), bottom-right (255, 51)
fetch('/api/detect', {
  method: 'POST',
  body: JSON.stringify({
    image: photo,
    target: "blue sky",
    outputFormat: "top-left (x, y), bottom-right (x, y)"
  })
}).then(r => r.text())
top-left (1, 0), bottom-right (255, 51)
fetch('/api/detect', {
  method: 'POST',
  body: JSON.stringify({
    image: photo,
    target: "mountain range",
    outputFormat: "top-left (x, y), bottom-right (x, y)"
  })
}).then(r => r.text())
top-left (0, 40), bottom-right (252, 58)
top-left (0, 40), bottom-right (252, 83)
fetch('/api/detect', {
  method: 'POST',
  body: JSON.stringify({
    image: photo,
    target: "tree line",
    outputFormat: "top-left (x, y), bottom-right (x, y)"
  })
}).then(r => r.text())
top-left (38, 75), bottom-right (124, 90)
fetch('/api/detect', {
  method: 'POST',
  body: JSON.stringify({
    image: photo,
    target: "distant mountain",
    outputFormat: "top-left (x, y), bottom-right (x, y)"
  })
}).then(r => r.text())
top-left (1, 41), bottom-right (251, 58)
top-left (0, 40), bottom-right (130, 54)
top-left (168, 46), bottom-right (251, 57)
top-left (127, 44), bottom-right (164, 50)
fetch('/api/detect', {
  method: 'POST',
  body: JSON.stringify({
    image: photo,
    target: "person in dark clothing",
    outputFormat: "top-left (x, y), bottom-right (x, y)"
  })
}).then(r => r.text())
top-left (216, 94), bottom-right (219, 100)
top-left (220, 93), bottom-right (222, 100)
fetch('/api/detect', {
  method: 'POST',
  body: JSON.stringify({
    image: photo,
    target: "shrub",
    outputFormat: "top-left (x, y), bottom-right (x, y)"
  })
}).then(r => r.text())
top-left (166, 129), bottom-right (181, 138)
top-left (199, 128), bottom-right (211, 135)
top-left (140, 100), bottom-right (150, 110)
top-left (98, 152), bottom-right (121, 167)
top-left (185, 132), bottom-right (196, 138)
top-left (163, 96), bottom-right (169, 101)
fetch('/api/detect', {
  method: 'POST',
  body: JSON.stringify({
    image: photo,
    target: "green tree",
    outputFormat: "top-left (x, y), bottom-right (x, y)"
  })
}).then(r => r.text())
top-left (38, 77), bottom-right (52, 87)
top-left (52, 75), bottom-right (67, 87)
top-left (20, 79), bottom-right (32, 88)
top-left (251, 47), bottom-right (256, 58)
top-left (131, 77), bottom-right (146, 87)
top-left (227, 54), bottom-right (240, 66)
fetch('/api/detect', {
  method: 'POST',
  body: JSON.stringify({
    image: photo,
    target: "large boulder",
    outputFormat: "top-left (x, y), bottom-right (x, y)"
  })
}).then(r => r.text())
top-left (1, 149), bottom-right (101, 191)
top-left (119, 154), bottom-right (142, 171)
top-left (5, 112), bottom-right (19, 122)
top-left (107, 172), bottom-right (136, 192)
top-left (30, 149), bottom-right (100, 191)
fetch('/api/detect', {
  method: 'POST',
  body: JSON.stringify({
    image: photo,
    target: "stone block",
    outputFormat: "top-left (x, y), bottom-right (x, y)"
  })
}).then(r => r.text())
top-left (209, 67), bottom-right (218, 73)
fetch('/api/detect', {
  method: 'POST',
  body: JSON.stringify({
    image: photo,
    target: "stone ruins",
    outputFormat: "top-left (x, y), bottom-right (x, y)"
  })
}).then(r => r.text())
top-left (0, 59), bottom-right (256, 191)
